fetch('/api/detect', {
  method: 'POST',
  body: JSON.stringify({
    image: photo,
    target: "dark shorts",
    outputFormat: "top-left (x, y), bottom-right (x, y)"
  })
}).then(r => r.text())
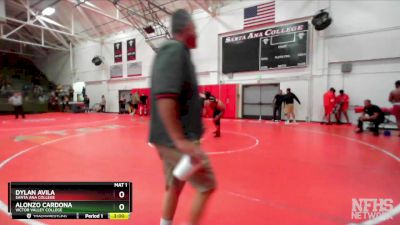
top-left (213, 109), bottom-right (222, 125)
top-left (132, 104), bottom-right (138, 109)
top-left (155, 144), bottom-right (216, 193)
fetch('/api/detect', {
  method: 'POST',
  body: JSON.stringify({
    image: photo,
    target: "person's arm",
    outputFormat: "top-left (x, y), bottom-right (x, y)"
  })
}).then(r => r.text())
top-left (360, 110), bottom-right (367, 120)
top-left (157, 98), bottom-right (186, 144)
top-left (215, 101), bottom-right (225, 120)
top-left (157, 97), bottom-right (201, 160)
top-left (389, 91), bottom-right (394, 103)
top-left (294, 94), bottom-right (301, 104)
top-left (368, 112), bottom-right (379, 120)
top-left (272, 95), bottom-right (276, 105)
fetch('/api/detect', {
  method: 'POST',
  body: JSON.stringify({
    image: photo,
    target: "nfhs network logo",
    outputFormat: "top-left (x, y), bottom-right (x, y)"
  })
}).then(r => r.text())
top-left (351, 198), bottom-right (394, 220)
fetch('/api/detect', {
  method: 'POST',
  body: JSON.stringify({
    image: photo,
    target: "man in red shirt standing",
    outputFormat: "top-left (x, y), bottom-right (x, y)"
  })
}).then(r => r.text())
top-left (322, 88), bottom-right (336, 125)
top-left (389, 80), bottom-right (400, 135)
top-left (336, 90), bottom-right (350, 124)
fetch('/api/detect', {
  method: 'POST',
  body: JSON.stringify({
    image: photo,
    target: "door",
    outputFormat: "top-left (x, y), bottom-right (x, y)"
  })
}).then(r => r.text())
top-left (242, 84), bottom-right (279, 119)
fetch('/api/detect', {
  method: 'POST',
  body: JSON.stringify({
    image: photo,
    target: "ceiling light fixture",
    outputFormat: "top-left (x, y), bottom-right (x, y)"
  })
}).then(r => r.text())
top-left (42, 7), bottom-right (55, 16)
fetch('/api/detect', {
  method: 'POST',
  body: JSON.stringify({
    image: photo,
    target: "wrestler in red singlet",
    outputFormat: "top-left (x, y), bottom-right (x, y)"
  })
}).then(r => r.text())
top-left (336, 90), bottom-right (350, 124)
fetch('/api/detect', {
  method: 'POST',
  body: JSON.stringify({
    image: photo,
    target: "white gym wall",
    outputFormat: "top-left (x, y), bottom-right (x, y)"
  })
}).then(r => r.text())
top-left (35, 0), bottom-right (400, 122)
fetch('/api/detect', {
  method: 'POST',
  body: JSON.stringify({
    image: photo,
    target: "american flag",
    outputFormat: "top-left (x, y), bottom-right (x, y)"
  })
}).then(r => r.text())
top-left (244, 1), bottom-right (275, 29)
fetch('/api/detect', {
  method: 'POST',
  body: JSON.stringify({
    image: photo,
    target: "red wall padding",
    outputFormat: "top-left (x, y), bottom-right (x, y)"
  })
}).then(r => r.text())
top-left (199, 84), bottom-right (237, 119)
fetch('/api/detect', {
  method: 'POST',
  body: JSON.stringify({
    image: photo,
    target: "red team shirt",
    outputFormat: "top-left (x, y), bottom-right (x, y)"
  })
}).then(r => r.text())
top-left (323, 91), bottom-right (336, 114)
top-left (336, 94), bottom-right (349, 111)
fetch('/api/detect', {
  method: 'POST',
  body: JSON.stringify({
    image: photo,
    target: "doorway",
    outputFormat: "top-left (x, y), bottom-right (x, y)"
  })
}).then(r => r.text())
top-left (242, 84), bottom-right (280, 120)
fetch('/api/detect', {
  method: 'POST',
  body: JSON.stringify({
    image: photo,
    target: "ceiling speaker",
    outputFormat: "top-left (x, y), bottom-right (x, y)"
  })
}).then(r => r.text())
top-left (341, 62), bottom-right (352, 73)
top-left (91, 56), bottom-right (103, 66)
top-left (312, 10), bottom-right (332, 31)
top-left (143, 26), bottom-right (155, 34)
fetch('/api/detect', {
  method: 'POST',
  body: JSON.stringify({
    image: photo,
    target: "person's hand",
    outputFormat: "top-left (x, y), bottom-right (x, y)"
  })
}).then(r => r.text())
top-left (176, 140), bottom-right (202, 163)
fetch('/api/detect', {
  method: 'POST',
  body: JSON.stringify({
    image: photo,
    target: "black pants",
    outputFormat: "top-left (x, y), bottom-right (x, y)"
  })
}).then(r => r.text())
top-left (14, 105), bottom-right (25, 119)
top-left (358, 118), bottom-right (382, 133)
top-left (85, 104), bottom-right (90, 113)
top-left (100, 105), bottom-right (105, 112)
top-left (273, 105), bottom-right (282, 121)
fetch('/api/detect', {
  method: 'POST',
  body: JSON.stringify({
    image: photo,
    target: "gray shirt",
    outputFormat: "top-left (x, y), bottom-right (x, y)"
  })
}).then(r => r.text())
top-left (149, 40), bottom-right (203, 148)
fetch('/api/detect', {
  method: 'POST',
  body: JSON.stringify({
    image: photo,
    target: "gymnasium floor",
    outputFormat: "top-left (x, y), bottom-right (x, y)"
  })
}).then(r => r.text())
top-left (0, 113), bottom-right (399, 225)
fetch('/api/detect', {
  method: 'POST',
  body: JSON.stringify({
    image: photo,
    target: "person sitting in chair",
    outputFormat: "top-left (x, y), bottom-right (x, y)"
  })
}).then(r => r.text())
top-left (356, 99), bottom-right (385, 136)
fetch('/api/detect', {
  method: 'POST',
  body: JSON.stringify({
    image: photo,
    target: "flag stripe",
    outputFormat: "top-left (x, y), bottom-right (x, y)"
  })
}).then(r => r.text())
top-left (258, 7), bottom-right (275, 12)
top-left (244, 13), bottom-right (275, 21)
top-left (244, 13), bottom-right (275, 20)
top-left (245, 15), bottom-right (275, 23)
top-left (244, 20), bottom-right (275, 28)
top-left (258, 4), bottom-right (274, 9)
top-left (245, 19), bottom-right (274, 26)
top-left (245, 18), bottom-right (275, 25)
top-left (258, 4), bottom-right (275, 8)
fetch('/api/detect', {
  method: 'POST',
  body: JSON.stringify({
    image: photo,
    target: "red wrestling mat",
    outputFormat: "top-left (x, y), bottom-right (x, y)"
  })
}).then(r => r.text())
top-left (0, 113), bottom-right (399, 225)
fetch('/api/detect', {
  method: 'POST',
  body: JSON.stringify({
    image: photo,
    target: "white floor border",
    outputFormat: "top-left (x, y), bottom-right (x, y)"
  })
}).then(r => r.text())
top-left (147, 130), bottom-right (260, 155)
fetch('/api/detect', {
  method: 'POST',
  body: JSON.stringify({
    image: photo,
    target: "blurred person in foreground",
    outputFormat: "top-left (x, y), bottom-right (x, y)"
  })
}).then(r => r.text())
top-left (149, 9), bottom-right (216, 225)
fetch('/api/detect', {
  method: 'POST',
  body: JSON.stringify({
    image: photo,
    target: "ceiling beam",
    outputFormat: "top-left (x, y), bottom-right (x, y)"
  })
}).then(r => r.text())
top-left (0, 36), bottom-right (69, 51)
top-left (186, 0), bottom-right (195, 13)
top-left (2, 18), bottom-right (37, 38)
top-left (76, 6), bottom-right (102, 37)
top-left (4, 0), bottom-right (98, 42)
top-left (14, 0), bottom-right (71, 48)
top-left (145, 0), bottom-right (171, 15)
top-left (37, 15), bottom-right (71, 31)
top-left (37, 18), bottom-right (70, 48)
top-left (192, 0), bottom-right (216, 17)
top-left (4, 24), bottom-right (48, 56)
top-left (1, 15), bottom-right (99, 41)
top-left (0, 49), bottom-right (37, 58)
top-left (11, 0), bottom-right (71, 31)
top-left (65, 0), bottom-right (134, 27)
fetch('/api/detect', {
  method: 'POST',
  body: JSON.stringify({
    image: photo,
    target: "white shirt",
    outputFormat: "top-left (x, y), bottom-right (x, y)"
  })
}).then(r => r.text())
top-left (9, 95), bottom-right (23, 106)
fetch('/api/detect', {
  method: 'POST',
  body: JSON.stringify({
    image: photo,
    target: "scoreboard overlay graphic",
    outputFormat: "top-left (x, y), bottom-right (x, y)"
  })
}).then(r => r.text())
top-left (8, 182), bottom-right (132, 220)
